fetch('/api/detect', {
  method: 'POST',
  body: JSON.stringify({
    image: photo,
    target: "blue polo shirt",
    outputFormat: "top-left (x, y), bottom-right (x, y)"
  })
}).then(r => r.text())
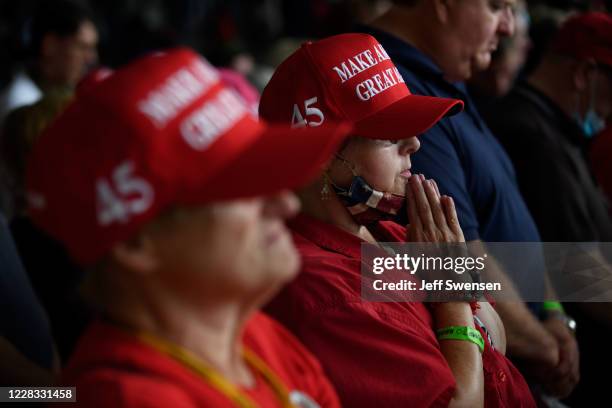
top-left (361, 26), bottom-right (541, 243)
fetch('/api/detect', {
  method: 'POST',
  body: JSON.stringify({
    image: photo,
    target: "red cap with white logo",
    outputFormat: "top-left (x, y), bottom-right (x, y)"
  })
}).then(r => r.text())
top-left (26, 47), bottom-right (351, 265)
top-left (260, 33), bottom-right (463, 138)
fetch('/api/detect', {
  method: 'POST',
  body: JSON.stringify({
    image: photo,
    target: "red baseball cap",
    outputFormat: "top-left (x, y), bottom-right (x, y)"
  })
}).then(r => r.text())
top-left (26, 48), bottom-right (351, 265)
top-left (259, 33), bottom-right (463, 138)
top-left (76, 67), bottom-right (114, 96)
top-left (552, 12), bottom-right (612, 67)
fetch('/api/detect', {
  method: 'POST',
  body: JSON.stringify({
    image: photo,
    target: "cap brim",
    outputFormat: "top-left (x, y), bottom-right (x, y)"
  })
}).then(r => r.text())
top-left (199, 122), bottom-right (352, 201)
top-left (355, 94), bottom-right (463, 140)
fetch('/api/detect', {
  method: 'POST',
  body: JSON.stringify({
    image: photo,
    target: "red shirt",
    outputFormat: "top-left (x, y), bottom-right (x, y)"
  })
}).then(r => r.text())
top-left (56, 312), bottom-right (340, 407)
top-left (265, 214), bottom-right (536, 408)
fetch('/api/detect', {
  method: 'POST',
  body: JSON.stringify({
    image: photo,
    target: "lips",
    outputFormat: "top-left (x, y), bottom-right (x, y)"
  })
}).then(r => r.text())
top-left (400, 169), bottom-right (412, 178)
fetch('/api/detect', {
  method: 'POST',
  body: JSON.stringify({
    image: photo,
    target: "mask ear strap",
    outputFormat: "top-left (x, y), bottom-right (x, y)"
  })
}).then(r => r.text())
top-left (321, 154), bottom-right (356, 200)
top-left (333, 153), bottom-right (358, 176)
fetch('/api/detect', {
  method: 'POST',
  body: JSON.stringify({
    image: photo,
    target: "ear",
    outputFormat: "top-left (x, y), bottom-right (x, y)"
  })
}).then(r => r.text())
top-left (109, 233), bottom-right (160, 276)
top-left (573, 59), bottom-right (597, 93)
top-left (432, 0), bottom-right (452, 24)
top-left (40, 33), bottom-right (60, 58)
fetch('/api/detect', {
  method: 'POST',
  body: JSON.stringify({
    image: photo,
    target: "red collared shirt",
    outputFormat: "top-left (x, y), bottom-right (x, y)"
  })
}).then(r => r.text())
top-left (55, 312), bottom-right (340, 407)
top-left (266, 214), bottom-right (536, 408)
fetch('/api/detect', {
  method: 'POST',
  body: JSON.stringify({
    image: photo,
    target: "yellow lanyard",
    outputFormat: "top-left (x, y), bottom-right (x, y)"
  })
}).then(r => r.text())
top-left (137, 332), bottom-right (297, 408)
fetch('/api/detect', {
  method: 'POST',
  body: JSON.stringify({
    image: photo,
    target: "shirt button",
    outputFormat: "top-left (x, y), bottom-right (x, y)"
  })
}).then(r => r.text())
top-left (497, 370), bottom-right (507, 382)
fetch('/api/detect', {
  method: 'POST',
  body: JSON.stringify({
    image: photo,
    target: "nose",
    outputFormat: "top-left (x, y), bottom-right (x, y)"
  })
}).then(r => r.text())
top-left (398, 137), bottom-right (420, 156)
top-left (263, 190), bottom-right (301, 220)
top-left (498, 6), bottom-right (515, 38)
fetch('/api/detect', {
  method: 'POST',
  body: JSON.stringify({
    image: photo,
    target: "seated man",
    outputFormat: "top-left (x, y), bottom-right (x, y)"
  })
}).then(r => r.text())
top-left (484, 12), bottom-right (612, 405)
top-left (360, 1), bottom-right (578, 399)
top-left (27, 47), bottom-right (351, 407)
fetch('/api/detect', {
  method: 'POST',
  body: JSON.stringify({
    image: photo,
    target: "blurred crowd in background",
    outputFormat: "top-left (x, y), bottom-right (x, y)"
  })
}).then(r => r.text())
top-left (0, 0), bottom-right (609, 94)
top-left (4, 0), bottom-right (612, 407)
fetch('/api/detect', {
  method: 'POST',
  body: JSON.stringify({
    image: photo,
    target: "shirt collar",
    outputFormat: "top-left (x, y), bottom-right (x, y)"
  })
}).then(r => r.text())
top-left (288, 214), bottom-right (408, 262)
top-left (358, 25), bottom-right (444, 77)
top-left (288, 213), bottom-right (364, 260)
top-left (357, 24), bottom-right (470, 100)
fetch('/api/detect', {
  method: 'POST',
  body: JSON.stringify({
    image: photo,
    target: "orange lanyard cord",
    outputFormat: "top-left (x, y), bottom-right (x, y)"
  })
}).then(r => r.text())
top-left (137, 332), bottom-right (296, 408)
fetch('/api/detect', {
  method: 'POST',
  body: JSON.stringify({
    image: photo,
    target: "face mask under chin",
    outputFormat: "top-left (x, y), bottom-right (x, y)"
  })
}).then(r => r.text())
top-left (575, 74), bottom-right (607, 138)
top-left (575, 109), bottom-right (606, 138)
top-left (331, 174), bottom-right (406, 225)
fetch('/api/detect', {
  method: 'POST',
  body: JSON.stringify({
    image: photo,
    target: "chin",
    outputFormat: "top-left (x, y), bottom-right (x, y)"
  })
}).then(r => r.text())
top-left (392, 181), bottom-right (407, 196)
top-left (254, 254), bottom-right (301, 304)
top-left (268, 245), bottom-right (301, 281)
top-left (474, 54), bottom-right (493, 72)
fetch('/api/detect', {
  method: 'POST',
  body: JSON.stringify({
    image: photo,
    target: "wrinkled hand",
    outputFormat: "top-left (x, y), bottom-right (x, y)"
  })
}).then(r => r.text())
top-left (540, 317), bottom-right (580, 398)
top-left (406, 174), bottom-right (465, 243)
top-left (516, 317), bottom-right (579, 398)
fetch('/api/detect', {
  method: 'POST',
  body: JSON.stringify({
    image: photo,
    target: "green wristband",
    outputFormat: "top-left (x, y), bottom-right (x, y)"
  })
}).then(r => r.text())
top-left (436, 326), bottom-right (485, 353)
top-left (542, 301), bottom-right (565, 313)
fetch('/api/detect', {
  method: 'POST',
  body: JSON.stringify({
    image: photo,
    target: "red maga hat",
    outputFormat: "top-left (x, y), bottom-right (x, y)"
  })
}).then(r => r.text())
top-left (552, 12), bottom-right (612, 67)
top-left (259, 33), bottom-right (463, 139)
top-left (26, 48), bottom-right (351, 265)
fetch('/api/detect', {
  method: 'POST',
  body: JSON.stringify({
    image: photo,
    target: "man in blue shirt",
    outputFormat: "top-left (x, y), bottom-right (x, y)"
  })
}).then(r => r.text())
top-left (360, 0), bottom-right (579, 399)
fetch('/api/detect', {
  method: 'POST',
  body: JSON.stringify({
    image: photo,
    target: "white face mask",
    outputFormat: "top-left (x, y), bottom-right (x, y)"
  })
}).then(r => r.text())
top-left (575, 70), bottom-right (607, 138)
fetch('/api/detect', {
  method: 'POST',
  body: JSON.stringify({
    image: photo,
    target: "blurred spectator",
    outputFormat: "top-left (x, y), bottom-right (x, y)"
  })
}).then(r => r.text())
top-left (30, 48), bottom-right (348, 408)
top-left (1, 88), bottom-right (73, 218)
top-left (0, 0), bottom-right (97, 123)
top-left (0, 209), bottom-right (56, 385)
top-left (349, 0), bottom-right (392, 24)
top-left (484, 12), bottom-right (612, 405)
top-left (218, 68), bottom-right (260, 114)
top-left (523, 2), bottom-right (586, 77)
top-left (469, 0), bottom-right (530, 106)
top-left (1, 71), bottom-right (101, 362)
top-left (361, 0), bottom-right (579, 401)
top-left (2, 69), bottom-right (117, 362)
top-left (0, 0), bottom-right (97, 222)
top-left (486, 12), bottom-right (612, 242)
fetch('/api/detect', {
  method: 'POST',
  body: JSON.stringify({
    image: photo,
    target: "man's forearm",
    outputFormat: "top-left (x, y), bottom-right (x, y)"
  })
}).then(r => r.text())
top-left (470, 240), bottom-right (558, 364)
